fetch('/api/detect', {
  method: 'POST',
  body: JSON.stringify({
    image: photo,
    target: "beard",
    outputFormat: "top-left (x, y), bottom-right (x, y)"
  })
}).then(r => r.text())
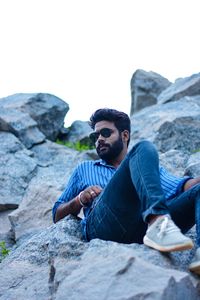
top-left (96, 136), bottom-right (124, 163)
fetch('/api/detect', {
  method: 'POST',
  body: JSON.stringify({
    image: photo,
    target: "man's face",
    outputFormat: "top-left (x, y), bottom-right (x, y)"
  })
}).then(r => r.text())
top-left (92, 121), bottom-right (124, 162)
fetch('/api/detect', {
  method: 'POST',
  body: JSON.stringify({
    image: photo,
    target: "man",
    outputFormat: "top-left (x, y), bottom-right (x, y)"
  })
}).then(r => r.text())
top-left (53, 108), bottom-right (200, 274)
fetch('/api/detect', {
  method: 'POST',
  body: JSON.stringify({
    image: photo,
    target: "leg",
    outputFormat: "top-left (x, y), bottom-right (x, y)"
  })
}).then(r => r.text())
top-left (169, 184), bottom-right (200, 274)
top-left (144, 185), bottom-right (200, 252)
top-left (167, 184), bottom-right (200, 246)
top-left (86, 141), bottom-right (169, 243)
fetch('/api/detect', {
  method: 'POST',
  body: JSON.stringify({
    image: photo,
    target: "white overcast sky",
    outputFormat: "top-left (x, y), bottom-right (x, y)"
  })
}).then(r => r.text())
top-left (0, 0), bottom-right (200, 126)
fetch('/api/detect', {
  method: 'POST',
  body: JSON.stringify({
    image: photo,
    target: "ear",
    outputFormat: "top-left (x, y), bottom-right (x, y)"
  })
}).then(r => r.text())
top-left (121, 130), bottom-right (129, 144)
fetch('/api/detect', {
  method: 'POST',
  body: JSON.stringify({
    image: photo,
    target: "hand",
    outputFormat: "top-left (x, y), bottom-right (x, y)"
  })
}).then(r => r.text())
top-left (183, 177), bottom-right (200, 191)
top-left (79, 185), bottom-right (103, 206)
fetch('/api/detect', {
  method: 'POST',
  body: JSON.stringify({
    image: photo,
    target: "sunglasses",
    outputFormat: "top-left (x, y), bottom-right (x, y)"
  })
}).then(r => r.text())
top-left (89, 128), bottom-right (114, 143)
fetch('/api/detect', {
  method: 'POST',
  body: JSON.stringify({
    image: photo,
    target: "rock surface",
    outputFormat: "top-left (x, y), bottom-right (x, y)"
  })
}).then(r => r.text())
top-left (158, 73), bottom-right (200, 104)
top-left (0, 217), bottom-right (199, 300)
top-left (0, 132), bottom-right (37, 210)
top-left (129, 96), bottom-right (200, 149)
top-left (130, 69), bottom-right (171, 114)
top-left (0, 93), bottom-right (69, 142)
top-left (0, 72), bottom-right (200, 299)
top-left (65, 120), bottom-right (92, 144)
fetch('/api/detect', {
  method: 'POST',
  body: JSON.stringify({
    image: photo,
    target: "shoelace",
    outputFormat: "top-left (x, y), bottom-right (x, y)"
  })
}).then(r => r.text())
top-left (157, 216), bottom-right (180, 238)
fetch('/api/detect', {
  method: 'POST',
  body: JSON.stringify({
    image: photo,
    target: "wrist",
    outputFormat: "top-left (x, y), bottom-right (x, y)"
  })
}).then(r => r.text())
top-left (77, 191), bottom-right (88, 208)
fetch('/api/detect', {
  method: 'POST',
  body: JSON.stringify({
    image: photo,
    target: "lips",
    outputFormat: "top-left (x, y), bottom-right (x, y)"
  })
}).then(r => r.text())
top-left (97, 143), bottom-right (109, 152)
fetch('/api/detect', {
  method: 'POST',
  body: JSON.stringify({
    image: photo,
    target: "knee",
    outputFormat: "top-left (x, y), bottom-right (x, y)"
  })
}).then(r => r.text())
top-left (129, 140), bottom-right (156, 155)
top-left (187, 183), bottom-right (200, 199)
top-left (184, 178), bottom-right (200, 192)
top-left (191, 183), bottom-right (200, 193)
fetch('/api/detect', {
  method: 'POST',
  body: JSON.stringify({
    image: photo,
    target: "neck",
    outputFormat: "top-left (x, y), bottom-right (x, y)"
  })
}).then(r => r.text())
top-left (108, 148), bottom-right (127, 168)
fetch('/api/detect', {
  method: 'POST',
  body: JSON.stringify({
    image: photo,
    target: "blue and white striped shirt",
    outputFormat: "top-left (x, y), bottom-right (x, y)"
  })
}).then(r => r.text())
top-left (52, 159), bottom-right (191, 223)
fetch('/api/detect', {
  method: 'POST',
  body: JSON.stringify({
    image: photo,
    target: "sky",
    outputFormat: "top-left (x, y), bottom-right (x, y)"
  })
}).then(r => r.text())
top-left (0, 0), bottom-right (200, 126)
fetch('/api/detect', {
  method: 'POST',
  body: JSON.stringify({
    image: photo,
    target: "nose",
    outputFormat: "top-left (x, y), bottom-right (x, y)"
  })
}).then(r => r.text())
top-left (96, 133), bottom-right (105, 144)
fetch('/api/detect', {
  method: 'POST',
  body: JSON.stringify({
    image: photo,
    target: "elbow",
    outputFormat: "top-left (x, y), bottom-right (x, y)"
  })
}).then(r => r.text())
top-left (54, 211), bottom-right (60, 223)
top-left (53, 208), bottom-right (59, 223)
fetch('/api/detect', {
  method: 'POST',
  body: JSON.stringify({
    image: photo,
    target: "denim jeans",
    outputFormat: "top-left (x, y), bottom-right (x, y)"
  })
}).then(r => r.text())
top-left (86, 140), bottom-right (200, 245)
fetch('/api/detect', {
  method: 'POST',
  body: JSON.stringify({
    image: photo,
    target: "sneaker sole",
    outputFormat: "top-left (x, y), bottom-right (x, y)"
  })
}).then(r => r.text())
top-left (189, 262), bottom-right (200, 274)
top-left (143, 236), bottom-right (194, 252)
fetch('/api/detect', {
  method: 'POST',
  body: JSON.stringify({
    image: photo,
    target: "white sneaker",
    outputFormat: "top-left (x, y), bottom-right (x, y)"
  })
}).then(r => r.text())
top-left (143, 215), bottom-right (194, 252)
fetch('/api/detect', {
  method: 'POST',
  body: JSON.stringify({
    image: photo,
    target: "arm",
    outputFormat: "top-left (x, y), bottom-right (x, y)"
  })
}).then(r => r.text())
top-left (183, 176), bottom-right (200, 191)
top-left (54, 185), bottom-right (102, 223)
top-left (54, 196), bottom-right (82, 223)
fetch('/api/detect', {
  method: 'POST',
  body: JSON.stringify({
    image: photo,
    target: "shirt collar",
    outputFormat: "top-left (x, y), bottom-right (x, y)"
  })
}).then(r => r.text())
top-left (94, 159), bottom-right (116, 169)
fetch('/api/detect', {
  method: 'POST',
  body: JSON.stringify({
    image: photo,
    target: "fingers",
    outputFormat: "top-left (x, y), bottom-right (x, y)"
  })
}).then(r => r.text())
top-left (86, 188), bottom-right (97, 198)
top-left (93, 185), bottom-right (103, 194)
top-left (80, 185), bottom-right (103, 205)
top-left (89, 186), bottom-right (103, 197)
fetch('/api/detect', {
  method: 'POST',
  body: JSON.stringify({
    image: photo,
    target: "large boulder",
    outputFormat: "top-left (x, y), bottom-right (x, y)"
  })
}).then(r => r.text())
top-left (0, 108), bottom-right (45, 148)
top-left (159, 150), bottom-right (190, 177)
top-left (154, 116), bottom-right (200, 153)
top-left (1, 71), bottom-right (200, 299)
top-left (130, 69), bottom-right (171, 114)
top-left (8, 140), bottom-right (91, 242)
top-left (0, 210), bottom-right (15, 249)
top-left (0, 217), bottom-right (86, 300)
top-left (0, 217), bottom-right (200, 300)
top-left (64, 120), bottom-right (92, 145)
top-left (0, 93), bottom-right (69, 141)
top-left (185, 152), bottom-right (200, 177)
top-left (158, 73), bottom-right (200, 104)
top-left (0, 217), bottom-right (199, 300)
top-left (0, 132), bottom-right (37, 210)
top-left (129, 96), bottom-right (200, 149)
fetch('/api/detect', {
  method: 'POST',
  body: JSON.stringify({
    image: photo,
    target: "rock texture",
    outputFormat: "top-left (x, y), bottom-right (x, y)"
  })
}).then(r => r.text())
top-left (130, 69), bottom-right (171, 114)
top-left (129, 96), bottom-right (200, 152)
top-left (0, 72), bottom-right (200, 299)
top-left (64, 120), bottom-right (92, 144)
top-left (158, 73), bottom-right (200, 104)
top-left (0, 93), bottom-right (69, 143)
top-left (0, 132), bottom-right (37, 210)
top-left (0, 217), bottom-right (199, 300)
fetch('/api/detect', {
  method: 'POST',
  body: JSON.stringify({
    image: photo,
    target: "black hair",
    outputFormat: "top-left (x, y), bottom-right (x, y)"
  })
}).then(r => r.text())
top-left (89, 108), bottom-right (131, 146)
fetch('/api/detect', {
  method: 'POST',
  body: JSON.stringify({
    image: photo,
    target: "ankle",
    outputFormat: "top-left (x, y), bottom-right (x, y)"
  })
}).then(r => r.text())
top-left (148, 214), bottom-right (167, 226)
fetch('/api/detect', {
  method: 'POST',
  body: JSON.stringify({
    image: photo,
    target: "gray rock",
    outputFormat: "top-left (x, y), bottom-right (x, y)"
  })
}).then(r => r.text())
top-left (64, 120), bottom-right (93, 148)
top-left (158, 73), bottom-right (200, 104)
top-left (1, 72), bottom-right (200, 299)
top-left (78, 148), bottom-right (99, 160)
top-left (8, 140), bottom-right (92, 242)
top-left (0, 218), bottom-right (199, 300)
top-left (0, 210), bottom-right (15, 251)
top-left (0, 211), bottom-right (13, 235)
top-left (0, 93), bottom-right (69, 141)
top-left (130, 69), bottom-right (171, 114)
top-left (0, 217), bottom-right (86, 300)
top-left (184, 152), bottom-right (200, 177)
top-left (0, 132), bottom-right (37, 210)
top-left (154, 116), bottom-right (200, 153)
top-left (0, 108), bottom-right (45, 148)
top-left (129, 96), bottom-right (200, 148)
top-left (159, 150), bottom-right (190, 177)
top-left (56, 242), bottom-right (197, 300)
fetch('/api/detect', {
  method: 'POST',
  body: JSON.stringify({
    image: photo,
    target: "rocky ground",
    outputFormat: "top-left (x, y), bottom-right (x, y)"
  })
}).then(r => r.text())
top-left (0, 71), bottom-right (200, 299)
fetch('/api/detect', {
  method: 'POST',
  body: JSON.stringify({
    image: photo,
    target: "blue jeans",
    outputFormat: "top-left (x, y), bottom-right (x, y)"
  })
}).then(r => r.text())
top-left (86, 141), bottom-right (200, 245)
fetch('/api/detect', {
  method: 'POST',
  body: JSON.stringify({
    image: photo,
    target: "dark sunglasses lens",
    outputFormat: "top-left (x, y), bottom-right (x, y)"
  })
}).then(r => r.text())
top-left (101, 128), bottom-right (112, 138)
top-left (89, 128), bottom-right (113, 143)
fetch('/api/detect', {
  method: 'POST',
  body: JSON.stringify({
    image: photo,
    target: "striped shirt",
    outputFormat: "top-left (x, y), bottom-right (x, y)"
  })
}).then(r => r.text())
top-left (52, 159), bottom-right (191, 223)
